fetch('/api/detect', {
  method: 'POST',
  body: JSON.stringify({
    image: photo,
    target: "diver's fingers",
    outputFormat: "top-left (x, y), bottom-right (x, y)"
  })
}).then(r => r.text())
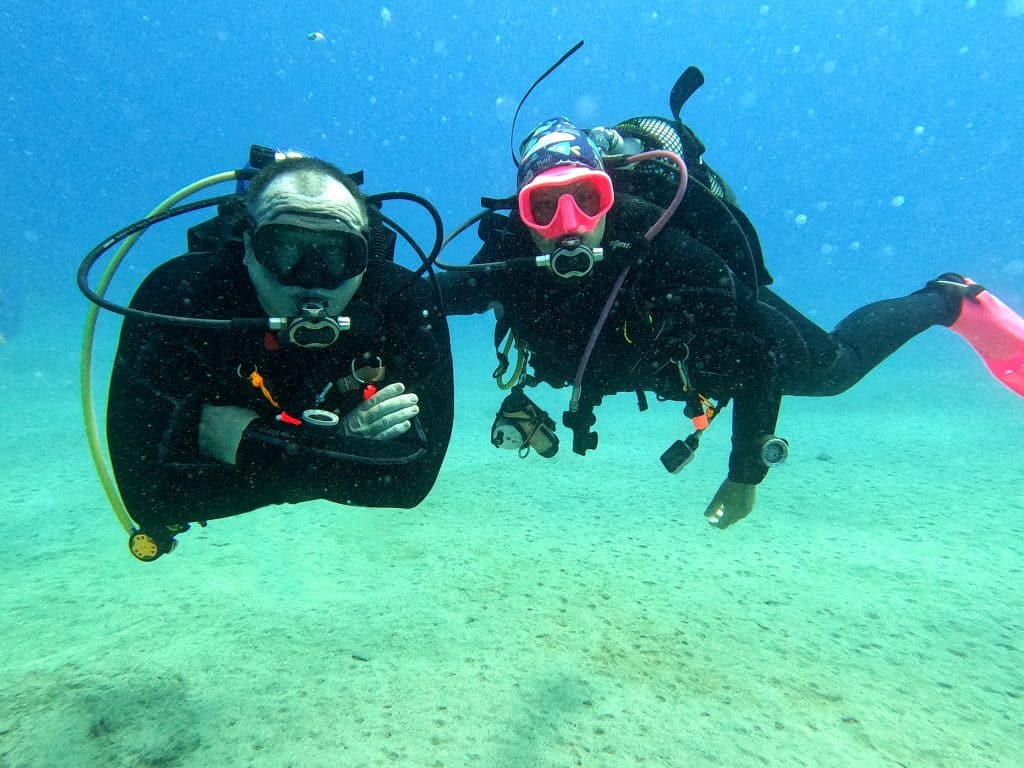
top-left (703, 487), bottom-right (730, 528)
top-left (705, 505), bottom-right (726, 528)
top-left (362, 382), bottom-right (406, 408)
top-left (371, 393), bottom-right (419, 419)
top-left (373, 419), bottom-right (413, 442)
top-left (364, 403), bottom-right (419, 438)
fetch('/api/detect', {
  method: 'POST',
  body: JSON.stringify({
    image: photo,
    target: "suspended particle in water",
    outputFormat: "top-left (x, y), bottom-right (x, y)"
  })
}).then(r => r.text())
top-left (795, 213), bottom-right (808, 225)
top-left (307, 31), bottom-right (325, 42)
top-left (1002, 258), bottom-right (1024, 277)
top-left (891, 195), bottom-right (906, 207)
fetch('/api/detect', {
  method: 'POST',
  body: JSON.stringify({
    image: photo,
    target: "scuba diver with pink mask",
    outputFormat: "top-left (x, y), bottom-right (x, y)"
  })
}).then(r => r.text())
top-left (438, 86), bottom-right (1024, 530)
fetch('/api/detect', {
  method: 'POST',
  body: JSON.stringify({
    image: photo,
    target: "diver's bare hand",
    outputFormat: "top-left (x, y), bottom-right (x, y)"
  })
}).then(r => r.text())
top-left (343, 382), bottom-right (419, 441)
top-left (703, 479), bottom-right (757, 529)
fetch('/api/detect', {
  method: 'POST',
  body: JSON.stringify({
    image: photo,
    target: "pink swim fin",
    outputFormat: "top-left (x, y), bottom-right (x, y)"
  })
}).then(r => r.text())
top-left (949, 278), bottom-right (1024, 397)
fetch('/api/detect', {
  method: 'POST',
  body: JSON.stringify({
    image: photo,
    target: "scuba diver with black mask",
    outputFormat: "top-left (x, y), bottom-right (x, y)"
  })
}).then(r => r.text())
top-left (80, 151), bottom-right (454, 560)
top-left (437, 50), bottom-right (1024, 532)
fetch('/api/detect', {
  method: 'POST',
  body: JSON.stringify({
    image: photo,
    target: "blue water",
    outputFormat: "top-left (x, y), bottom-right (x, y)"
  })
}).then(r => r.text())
top-left (2, 2), bottom-right (1023, 766)
top-left (3, 1), bottom-right (1022, 331)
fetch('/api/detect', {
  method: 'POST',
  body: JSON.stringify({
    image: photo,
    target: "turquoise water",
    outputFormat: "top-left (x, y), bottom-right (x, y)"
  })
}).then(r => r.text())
top-left (2, 2), bottom-right (1023, 766)
top-left (2, 330), bottom-right (1022, 766)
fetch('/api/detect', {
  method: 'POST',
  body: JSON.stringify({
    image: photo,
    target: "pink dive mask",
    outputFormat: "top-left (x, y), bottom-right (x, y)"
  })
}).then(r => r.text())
top-left (517, 166), bottom-right (615, 240)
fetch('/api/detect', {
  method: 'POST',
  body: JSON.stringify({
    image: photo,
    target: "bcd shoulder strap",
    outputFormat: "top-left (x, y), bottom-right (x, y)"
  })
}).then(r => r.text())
top-left (365, 202), bottom-right (397, 262)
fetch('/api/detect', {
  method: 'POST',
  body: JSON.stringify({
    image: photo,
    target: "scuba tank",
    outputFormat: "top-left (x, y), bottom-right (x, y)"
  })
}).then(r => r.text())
top-left (586, 66), bottom-right (773, 295)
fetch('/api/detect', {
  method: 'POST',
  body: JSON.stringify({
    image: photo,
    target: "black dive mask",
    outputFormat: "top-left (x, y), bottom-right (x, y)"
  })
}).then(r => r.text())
top-left (252, 219), bottom-right (368, 290)
top-left (269, 299), bottom-right (352, 349)
top-left (535, 237), bottom-right (604, 279)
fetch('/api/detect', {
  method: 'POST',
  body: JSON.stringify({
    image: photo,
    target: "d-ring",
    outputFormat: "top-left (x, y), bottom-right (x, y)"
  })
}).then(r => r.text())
top-left (351, 356), bottom-right (384, 384)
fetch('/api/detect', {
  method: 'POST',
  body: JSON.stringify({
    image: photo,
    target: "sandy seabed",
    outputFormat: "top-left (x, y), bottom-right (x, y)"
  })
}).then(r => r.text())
top-left (1, 323), bottom-right (1021, 768)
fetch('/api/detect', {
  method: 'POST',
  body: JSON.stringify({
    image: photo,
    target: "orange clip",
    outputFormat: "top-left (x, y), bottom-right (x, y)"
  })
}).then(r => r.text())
top-left (247, 369), bottom-right (279, 408)
top-left (701, 395), bottom-right (715, 420)
top-left (692, 395), bottom-right (715, 430)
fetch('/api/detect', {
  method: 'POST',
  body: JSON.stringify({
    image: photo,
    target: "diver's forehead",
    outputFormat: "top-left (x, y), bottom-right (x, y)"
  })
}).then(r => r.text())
top-left (254, 172), bottom-right (366, 231)
top-left (260, 171), bottom-right (348, 205)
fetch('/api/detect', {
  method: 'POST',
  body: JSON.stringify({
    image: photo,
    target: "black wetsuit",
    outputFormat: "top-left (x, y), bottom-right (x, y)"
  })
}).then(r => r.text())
top-left (442, 194), bottom-right (956, 484)
top-left (107, 246), bottom-right (454, 533)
